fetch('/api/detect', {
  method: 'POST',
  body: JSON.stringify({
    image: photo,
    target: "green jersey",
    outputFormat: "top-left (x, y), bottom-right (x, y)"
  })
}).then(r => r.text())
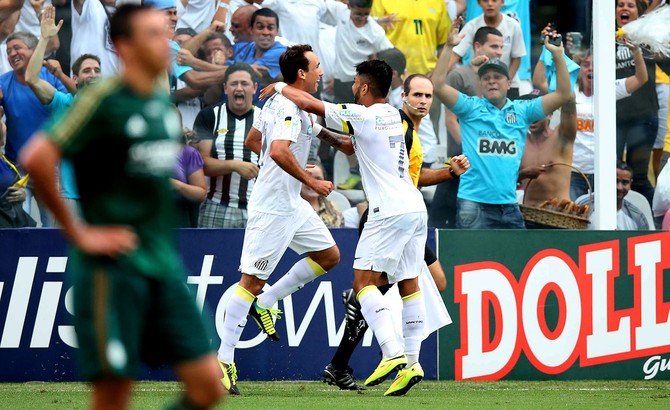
top-left (45, 77), bottom-right (183, 280)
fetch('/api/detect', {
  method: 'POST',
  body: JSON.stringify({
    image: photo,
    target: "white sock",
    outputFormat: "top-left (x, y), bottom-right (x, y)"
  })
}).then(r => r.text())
top-left (402, 291), bottom-right (425, 367)
top-left (358, 286), bottom-right (402, 358)
top-left (218, 285), bottom-right (254, 363)
top-left (257, 257), bottom-right (326, 308)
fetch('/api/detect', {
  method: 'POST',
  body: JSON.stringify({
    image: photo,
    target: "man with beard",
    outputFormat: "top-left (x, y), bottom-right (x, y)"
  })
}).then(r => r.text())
top-left (261, 59), bottom-right (432, 396)
top-left (194, 62), bottom-right (260, 228)
top-left (26, 5), bottom-right (102, 215)
top-left (217, 44), bottom-right (340, 396)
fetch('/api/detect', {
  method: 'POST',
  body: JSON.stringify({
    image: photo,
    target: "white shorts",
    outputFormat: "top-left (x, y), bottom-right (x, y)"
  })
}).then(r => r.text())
top-left (239, 202), bottom-right (336, 280)
top-left (353, 212), bottom-right (427, 284)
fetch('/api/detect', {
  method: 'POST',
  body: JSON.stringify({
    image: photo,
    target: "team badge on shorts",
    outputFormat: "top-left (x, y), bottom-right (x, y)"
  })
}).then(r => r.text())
top-left (254, 259), bottom-right (269, 271)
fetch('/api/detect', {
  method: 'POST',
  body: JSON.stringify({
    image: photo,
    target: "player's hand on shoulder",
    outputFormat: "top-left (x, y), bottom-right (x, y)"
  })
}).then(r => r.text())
top-left (259, 82), bottom-right (278, 101)
top-left (235, 160), bottom-right (259, 180)
top-left (73, 224), bottom-right (138, 257)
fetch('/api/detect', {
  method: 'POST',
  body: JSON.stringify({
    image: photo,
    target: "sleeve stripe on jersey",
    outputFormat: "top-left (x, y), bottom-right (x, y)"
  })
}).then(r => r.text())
top-left (338, 104), bottom-right (355, 135)
top-left (284, 116), bottom-right (292, 126)
top-left (50, 77), bottom-right (122, 146)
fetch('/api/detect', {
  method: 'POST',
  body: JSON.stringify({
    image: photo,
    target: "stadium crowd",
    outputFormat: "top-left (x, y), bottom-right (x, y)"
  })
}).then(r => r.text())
top-left (1, 0), bottom-right (670, 231)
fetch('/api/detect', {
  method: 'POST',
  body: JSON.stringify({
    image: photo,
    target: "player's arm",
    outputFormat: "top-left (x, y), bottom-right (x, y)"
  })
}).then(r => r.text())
top-left (417, 154), bottom-right (469, 187)
top-left (25, 5), bottom-right (62, 105)
top-left (540, 36), bottom-right (572, 115)
top-left (260, 83), bottom-right (326, 117)
top-left (428, 259), bottom-right (447, 292)
top-left (313, 123), bottom-right (354, 155)
top-left (432, 17), bottom-right (464, 109)
top-left (245, 126), bottom-right (262, 156)
top-left (20, 135), bottom-right (137, 256)
top-left (558, 95), bottom-right (577, 144)
top-left (271, 139), bottom-right (333, 196)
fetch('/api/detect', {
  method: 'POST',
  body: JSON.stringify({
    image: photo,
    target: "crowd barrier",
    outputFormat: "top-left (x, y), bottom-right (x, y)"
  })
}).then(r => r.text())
top-left (438, 230), bottom-right (670, 380)
top-left (0, 228), bottom-right (438, 382)
top-left (3, 228), bottom-right (668, 382)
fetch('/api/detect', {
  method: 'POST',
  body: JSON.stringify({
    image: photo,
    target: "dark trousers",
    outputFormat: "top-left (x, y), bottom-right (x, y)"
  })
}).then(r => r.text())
top-left (617, 116), bottom-right (658, 205)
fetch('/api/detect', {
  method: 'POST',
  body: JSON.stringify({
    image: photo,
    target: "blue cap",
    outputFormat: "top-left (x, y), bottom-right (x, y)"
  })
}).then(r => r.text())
top-left (144, 0), bottom-right (176, 10)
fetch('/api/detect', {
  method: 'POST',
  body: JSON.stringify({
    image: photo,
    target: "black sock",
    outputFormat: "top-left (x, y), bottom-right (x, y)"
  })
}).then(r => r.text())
top-left (331, 320), bottom-right (368, 370)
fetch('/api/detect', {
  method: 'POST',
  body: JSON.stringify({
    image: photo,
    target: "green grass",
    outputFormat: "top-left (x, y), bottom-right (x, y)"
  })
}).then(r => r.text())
top-left (1, 380), bottom-right (670, 409)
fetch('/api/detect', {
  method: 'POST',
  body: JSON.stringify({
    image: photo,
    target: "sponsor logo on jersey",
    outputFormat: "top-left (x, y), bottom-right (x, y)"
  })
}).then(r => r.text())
top-left (478, 138), bottom-right (517, 156)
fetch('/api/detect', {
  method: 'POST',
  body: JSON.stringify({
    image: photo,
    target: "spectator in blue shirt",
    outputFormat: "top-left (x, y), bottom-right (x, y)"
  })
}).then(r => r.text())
top-left (234, 7), bottom-right (287, 100)
top-left (432, 23), bottom-right (572, 229)
top-left (0, 30), bottom-right (68, 226)
top-left (25, 6), bottom-right (102, 216)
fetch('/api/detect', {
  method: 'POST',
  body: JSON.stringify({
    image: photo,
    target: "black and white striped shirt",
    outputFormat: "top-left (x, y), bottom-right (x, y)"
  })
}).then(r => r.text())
top-left (194, 103), bottom-right (260, 209)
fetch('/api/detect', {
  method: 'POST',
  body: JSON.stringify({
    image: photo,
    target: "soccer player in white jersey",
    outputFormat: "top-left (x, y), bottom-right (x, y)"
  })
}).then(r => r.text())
top-left (217, 44), bottom-right (341, 395)
top-left (263, 60), bottom-right (428, 396)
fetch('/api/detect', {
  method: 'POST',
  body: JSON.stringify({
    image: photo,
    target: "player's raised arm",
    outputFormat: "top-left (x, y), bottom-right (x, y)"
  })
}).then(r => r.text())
top-left (312, 122), bottom-right (355, 156)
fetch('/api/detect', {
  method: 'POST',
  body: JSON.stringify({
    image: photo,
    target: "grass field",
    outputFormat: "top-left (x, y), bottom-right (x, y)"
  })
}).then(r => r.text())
top-left (1, 380), bottom-right (670, 409)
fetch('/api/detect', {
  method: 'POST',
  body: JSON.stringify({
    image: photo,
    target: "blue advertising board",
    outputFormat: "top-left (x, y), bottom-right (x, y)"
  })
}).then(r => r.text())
top-left (0, 228), bottom-right (439, 382)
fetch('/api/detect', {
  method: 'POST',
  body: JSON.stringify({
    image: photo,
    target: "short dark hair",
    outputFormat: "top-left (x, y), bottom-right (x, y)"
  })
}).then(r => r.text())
top-left (251, 7), bottom-right (279, 29)
top-left (224, 62), bottom-right (258, 84)
top-left (617, 160), bottom-right (633, 176)
top-left (72, 54), bottom-right (101, 76)
top-left (473, 26), bottom-right (503, 47)
top-left (403, 73), bottom-right (432, 95)
top-left (204, 32), bottom-right (232, 49)
top-left (355, 60), bottom-right (393, 99)
top-left (349, 0), bottom-right (373, 7)
top-left (110, 4), bottom-right (153, 44)
top-left (375, 48), bottom-right (406, 77)
top-left (279, 44), bottom-right (313, 84)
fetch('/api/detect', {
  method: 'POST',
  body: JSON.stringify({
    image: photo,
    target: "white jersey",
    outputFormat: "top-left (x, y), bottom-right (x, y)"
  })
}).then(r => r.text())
top-left (248, 94), bottom-right (314, 215)
top-left (321, 1), bottom-right (393, 82)
top-left (324, 101), bottom-right (426, 220)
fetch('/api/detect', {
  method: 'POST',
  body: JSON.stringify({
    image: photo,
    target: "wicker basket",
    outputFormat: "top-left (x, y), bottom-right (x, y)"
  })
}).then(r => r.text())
top-left (519, 162), bottom-right (591, 229)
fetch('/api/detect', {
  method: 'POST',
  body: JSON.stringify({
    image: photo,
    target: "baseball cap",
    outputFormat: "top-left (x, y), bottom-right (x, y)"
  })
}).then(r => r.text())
top-left (175, 27), bottom-right (198, 37)
top-left (144, 0), bottom-right (176, 10)
top-left (478, 59), bottom-right (509, 79)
